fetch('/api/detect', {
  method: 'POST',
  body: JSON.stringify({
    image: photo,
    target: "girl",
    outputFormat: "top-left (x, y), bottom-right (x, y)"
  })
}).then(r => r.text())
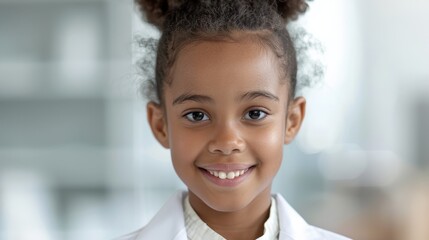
top-left (122, 0), bottom-right (351, 239)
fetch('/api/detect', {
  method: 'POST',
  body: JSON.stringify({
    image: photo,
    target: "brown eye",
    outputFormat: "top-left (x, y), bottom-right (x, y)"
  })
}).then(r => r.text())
top-left (244, 110), bottom-right (267, 120)
top-left (184, 111), bottom-right (209, 122)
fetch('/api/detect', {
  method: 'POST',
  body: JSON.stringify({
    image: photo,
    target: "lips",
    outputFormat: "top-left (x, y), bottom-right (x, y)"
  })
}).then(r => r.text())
top-left (198, 163), bottom-right (255, 187)
top-left (199, 163), bottom-right (255, 171)
top-left (207, 169), bottom-right (249, 180)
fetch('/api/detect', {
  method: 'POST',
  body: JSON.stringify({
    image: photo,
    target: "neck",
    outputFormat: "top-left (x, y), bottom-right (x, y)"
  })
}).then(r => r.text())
top-left (188, 188), bottom-right (272, 240)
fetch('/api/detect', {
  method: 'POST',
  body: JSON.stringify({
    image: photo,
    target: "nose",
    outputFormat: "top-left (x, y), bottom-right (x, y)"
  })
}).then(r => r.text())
top-left (208, 123), bottom-right (246, 155)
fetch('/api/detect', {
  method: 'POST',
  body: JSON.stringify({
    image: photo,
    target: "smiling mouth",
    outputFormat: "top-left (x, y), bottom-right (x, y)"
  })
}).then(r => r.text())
top-left (206, 168), bottom-right (250, 180)
top-left (198, 165), bottom-right (255, 187)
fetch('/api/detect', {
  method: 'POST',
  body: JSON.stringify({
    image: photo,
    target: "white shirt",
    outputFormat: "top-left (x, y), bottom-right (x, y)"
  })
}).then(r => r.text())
top-left (184, 195), bottom-right (279, 240)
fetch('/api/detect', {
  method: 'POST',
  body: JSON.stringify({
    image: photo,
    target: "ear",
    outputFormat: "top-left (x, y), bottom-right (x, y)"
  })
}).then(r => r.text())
top-left (147, 102), bottom-right (170, 148)
top-left (284, 97), bottom-right (306, 144)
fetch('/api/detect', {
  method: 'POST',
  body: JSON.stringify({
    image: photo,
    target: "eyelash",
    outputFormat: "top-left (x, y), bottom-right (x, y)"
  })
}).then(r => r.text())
top-left (184, 111), bottom-right (210, 122)
top-left (244, 109), bottom-right (268, 120)
top-left (183, 109), bottom-right (269, 122)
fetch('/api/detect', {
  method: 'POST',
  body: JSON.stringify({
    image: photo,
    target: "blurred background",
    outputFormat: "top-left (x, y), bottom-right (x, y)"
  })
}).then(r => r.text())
top-left (0, 0), bottom-right (428, 239)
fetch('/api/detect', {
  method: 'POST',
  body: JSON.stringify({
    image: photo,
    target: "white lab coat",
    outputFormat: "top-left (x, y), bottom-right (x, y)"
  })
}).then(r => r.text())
top-left (117, 191), bottom-right (351, 240)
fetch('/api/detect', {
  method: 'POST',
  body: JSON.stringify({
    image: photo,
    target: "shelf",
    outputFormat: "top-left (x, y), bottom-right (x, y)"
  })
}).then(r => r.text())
top-left (0, 148), bottom-right (135, 188)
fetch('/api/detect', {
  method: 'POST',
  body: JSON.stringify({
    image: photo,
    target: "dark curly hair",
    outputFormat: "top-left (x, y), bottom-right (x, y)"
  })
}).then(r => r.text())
top-left (135, 0), bottom-right (311, 104)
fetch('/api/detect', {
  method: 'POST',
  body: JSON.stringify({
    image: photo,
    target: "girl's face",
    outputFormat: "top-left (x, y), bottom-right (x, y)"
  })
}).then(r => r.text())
top-left (148, 37), bottom-right (305, 212)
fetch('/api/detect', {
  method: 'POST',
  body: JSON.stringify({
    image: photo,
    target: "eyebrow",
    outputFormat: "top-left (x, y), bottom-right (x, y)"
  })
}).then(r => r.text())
top-left (172, 90), bottom-right (279, 106)
top-left (239, 90), bottom-right (279, 102)
top-left (172, 93), bottom-right (214, 105)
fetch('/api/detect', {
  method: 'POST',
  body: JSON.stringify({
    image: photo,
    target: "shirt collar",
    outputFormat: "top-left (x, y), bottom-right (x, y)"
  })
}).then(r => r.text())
top-left (183, 195), bottom-right (279, 240)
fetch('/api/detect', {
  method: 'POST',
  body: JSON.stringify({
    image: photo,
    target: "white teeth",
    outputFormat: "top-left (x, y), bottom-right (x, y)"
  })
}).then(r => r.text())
top-left (207, 169), bottom-right (249, 180)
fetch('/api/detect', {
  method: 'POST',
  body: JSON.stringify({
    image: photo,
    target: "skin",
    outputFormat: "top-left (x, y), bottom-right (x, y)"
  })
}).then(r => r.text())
top-left (147, 35), bottom-right (306, 240)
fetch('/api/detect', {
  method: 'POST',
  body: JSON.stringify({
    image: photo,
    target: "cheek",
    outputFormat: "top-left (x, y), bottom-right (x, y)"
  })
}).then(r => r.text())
top-left (168, 124), bottom-right (207, 164)
top-left (249, 123), bottom-right (285, 165)
top-left (167, 126), bottom-right (210, 189)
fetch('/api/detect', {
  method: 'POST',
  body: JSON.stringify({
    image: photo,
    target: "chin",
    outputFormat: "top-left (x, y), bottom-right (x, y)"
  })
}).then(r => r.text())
top-left (203, 192), bottom-right (253, 212)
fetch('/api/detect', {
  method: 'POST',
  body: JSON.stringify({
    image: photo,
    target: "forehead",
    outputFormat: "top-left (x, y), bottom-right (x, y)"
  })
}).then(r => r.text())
top-left (166, 39), bottom-right (287, 101)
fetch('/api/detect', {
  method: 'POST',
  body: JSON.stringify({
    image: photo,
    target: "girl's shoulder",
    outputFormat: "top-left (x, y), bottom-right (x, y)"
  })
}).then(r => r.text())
top-left (115, 191), bottom-right (351, 240)
top-left (113, 191), bottom-right (187, 240)
top-left (274, 193), bottom-right (352, 240)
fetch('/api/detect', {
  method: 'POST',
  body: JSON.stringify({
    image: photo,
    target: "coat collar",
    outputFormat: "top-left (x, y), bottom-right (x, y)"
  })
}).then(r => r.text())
top-left (132, 191), bottom-right (187, 240)
top-left (128, 191), bottom-right (349, 240)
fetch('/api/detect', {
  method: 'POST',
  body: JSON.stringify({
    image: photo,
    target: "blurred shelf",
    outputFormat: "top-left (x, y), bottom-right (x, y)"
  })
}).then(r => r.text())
top-left (0, 98), bottom-right (108, 148)
top-left (0, 0), bottom-right (134, 99)
top-left (0, 60), bottom-right (135, 99)
top-left (0, 0), bottom-right (138, 238)
top-left (0, 148), bottom-right (135, 188)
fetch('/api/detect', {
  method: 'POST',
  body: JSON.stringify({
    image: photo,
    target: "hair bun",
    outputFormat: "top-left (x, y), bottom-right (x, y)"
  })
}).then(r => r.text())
top-left (135, 0), bottom-right (185, 29)
top-left (276, 0), bottom-right (309, 21)
top-left (135, 0), bottom-right (309, 30)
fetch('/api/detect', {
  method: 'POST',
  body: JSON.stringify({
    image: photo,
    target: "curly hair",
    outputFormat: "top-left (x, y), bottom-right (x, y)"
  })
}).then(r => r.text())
top-left (135, 0), bottom-right (311, 104)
